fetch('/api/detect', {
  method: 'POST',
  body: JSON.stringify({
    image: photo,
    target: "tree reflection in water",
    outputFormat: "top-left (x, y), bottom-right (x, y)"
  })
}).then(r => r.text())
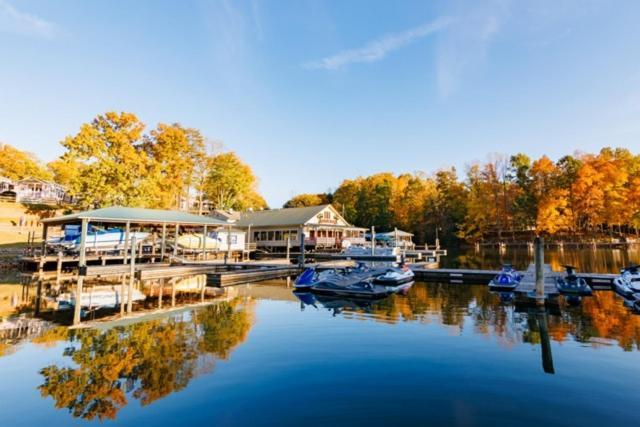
top-left (318, 283), bottom-right (640, 352)
top-left (38, 299), bottom-right (254, 421)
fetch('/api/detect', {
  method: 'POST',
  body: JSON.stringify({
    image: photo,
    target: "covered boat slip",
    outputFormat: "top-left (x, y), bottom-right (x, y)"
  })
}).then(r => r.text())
top-left (34, 207), bottom-right (245, 325)
top-left (34, 207), bottom-right (247, 267)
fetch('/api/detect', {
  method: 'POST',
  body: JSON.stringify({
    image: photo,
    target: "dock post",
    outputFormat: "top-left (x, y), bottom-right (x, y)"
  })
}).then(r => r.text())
top-left (73, 218), bottom-right (89, 326)
top-left (127, 236), bottom-right (137, 314)
top-left (371, 226), bottom-right (376, 256)
top-left (535, 236), bottom-right (545, 304)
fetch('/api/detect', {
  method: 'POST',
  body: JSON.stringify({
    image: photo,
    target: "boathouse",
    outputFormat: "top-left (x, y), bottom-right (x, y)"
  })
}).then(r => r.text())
top-left (234, 204), bottom-right (366, 250)
top-left (377, 229), bottom-right (415, 249)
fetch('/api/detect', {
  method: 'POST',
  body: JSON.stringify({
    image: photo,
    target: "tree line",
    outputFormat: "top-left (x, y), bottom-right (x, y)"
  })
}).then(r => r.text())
top-left (3, 114), bottom-right (638, 244)
top-left (284, 148), bottom-right (640, 244)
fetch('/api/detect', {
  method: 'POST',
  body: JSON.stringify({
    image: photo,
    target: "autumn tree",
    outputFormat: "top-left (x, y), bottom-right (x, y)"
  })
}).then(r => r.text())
top-left (0, 143), bottom-right (52, 181)
top-left (204, 152), bottom-right (267, 211)
top-left (54, 112), bottom-right (156, 209)
top-left (144, 123), bottom-right (206, 209)
top-left (283, 193), bottom-right (332, 208)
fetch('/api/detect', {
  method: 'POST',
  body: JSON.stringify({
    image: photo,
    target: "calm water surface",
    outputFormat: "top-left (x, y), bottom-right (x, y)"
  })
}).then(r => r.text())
top-left (1, 273), bottom-right (640, 426)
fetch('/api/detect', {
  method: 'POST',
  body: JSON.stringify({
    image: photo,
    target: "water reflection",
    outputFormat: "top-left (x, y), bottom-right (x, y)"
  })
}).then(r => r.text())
top-left (37, 298), bottom-right (254, 421)
top-left (2, 279), bottom-right (640, 423)
top-left (293, 282), bottom-right (640, 352)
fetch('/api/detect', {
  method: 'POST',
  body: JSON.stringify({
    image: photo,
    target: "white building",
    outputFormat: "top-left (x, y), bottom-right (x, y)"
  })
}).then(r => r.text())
top-left (15, 178), bottom-right (69, 205)
top-left (233, 204), bottom-right (366, 250)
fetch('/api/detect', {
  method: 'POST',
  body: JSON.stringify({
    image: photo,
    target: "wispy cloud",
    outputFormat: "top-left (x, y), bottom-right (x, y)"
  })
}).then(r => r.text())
top-left (0, 0), bottom-right (56, 38)
top-left (435, 1), bottom-right (509, 97)
top-left (304, 17), bottom-right (452, 70)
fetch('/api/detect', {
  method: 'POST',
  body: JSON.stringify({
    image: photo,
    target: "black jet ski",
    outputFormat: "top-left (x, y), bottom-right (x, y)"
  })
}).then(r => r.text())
top-left (556, 265), bottom-right (592, 296)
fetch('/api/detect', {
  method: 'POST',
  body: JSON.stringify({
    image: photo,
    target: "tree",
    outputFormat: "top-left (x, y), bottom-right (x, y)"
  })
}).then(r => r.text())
top-left (204, 152), bottom-right (267, 210)
top-left (0, 143), bottom-right (52, 181)
top-left (283, 193), bottom-right (332, 208)
top-left (56, 112), bottom-right (157, 209)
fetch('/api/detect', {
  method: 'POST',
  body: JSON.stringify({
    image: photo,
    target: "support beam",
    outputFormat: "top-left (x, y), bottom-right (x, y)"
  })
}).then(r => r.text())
top-left (123, 221), bottom-right (131, 264)
top-left (55, 251), bottom-right (63, 288)
top-left (73, 218), bottom-right (89, 326)
top-left (226, 225), bottom-right (232, 262)
top-left (160, 223), bottom-right (167, 261)
top-left (202, 225), bottom-right (207, 260)
top-left (127, 236), bottom-right (137, 314)
top-left (41, 224), bottom-right (48, 257)
top-left (298, 227), bottom-right (305, 267)
top-left (173, 223), bottom-right (180, 257)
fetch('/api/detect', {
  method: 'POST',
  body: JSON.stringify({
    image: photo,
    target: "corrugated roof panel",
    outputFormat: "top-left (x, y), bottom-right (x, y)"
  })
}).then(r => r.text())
top-left (42, 206), bottom-right (229, 226)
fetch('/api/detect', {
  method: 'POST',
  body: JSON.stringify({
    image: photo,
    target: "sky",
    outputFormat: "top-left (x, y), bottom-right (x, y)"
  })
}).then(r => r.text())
top-left (1, 0), bottom-right (639, 207)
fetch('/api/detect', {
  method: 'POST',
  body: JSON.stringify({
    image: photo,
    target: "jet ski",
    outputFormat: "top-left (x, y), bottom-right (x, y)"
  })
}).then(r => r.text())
top-left (310, 274), bottom-right (390, 299)
top-left (295, 263), bottom-right (386, 291)
top-left (556, 265), bottom-right (592, 296)
top-left (613, 265), bottom-right (640, 292)
top-left (488, 264), bottom-right (522, 291)
top-left (374, 264), bottom-right (415, 285)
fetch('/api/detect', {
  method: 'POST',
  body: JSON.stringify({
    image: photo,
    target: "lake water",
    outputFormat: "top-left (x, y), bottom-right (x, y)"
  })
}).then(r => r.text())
top-left (1, 274), bottom-right (640, 426)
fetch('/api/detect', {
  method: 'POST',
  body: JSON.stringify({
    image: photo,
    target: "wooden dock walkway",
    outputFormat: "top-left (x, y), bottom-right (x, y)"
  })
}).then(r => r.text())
top-left (412, 264), bottom-right (617, 292)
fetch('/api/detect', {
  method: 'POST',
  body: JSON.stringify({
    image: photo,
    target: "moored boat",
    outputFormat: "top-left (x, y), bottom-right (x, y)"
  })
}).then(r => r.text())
top-left (556, 265), bottom-right (592, 296)
top-left (613, 265), bottom-right (640, 293)
top-left (373, 264), bottom-right (415, 285)
top-left (175, 233), bottom-right (219, 250)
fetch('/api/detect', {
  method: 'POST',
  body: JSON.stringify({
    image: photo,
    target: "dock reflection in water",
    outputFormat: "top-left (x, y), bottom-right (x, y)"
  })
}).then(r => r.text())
top-left (1, 279), bottom-right (640, 426)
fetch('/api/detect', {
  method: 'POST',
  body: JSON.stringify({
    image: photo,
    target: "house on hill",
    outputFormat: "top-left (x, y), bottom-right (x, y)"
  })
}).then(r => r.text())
top-left (15, 178), bottom-right (70, 205)
top-left (233, 204), bottom-right (366, 250)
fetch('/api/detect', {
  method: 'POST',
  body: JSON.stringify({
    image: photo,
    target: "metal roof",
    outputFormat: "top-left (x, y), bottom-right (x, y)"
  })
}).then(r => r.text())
top-left (42, 206), bottom-right (229, 226)
top-left (235, 204), bottom-right (363, 229)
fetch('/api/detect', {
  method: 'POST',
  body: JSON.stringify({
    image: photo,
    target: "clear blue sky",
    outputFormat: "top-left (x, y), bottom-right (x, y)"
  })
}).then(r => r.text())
top-left (1, 0), bottom-right (639, 207)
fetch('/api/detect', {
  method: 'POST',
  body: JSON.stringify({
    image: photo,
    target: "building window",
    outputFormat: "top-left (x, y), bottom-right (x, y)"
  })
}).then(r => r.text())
top-left (275, 231), bottom-right (282, 241)
top-left (268, 231), bottom-right (274, 240)
top-left (260, 231), bottom-right (267, 241)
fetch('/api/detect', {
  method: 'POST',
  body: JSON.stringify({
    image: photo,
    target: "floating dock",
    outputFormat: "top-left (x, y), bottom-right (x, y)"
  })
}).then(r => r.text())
top-left (412, 263), bottom-right (617, 294)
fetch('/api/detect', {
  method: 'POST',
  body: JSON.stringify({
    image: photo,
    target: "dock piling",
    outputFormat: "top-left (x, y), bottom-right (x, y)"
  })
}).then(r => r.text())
top-left (534, 237), bottom-right (545, 304)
